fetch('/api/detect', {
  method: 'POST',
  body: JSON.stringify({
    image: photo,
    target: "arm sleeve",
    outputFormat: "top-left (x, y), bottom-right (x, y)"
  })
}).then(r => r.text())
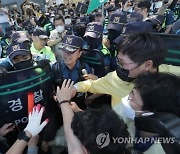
top-left (159, 64), bottom-right (180, 75)
top-left (165, 11), bottom-right (174, 26)
top-left (75, 72), bottom-right (113, 95)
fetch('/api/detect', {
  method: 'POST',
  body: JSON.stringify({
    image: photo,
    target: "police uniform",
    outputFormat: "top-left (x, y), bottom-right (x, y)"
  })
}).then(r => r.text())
top-left (52, 35), bottom-right (92, 109)
top-left (106, 11), bottom-right (127, 60)
top-left (84, 22), bottom-right (111, 74)
top-left (0, 31), bottom-right (32, 71)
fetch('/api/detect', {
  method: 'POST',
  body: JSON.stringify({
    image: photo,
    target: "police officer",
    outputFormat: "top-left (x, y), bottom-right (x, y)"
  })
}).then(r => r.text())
top-left (73, 17), bottom-right (87, 38)
top-left (84, 22), bottom-right (111, 74)
top-left (52, 35), bottom-right (97, 109)
top-left (105, 12), bottom-right (127, 71)
top-left (0, 31), bottom-right (50, 76)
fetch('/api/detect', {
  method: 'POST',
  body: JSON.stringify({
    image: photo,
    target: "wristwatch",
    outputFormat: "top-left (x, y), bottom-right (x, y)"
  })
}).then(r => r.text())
top-left (18, 131), bottom-right (31, 142)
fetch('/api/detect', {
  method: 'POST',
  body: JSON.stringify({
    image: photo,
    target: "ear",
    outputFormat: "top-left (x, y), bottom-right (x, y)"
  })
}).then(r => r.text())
top-left (143, 8), bottom-right (148, 13)
top-left (78, 50), bottom-right (82, 58)
top-left (31, 34), bottom-right (35, 40)
top-left (144, 60), bottom-right (153, 71)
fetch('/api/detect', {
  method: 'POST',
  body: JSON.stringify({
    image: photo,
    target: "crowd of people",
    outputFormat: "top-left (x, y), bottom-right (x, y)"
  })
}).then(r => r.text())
top-left (0, 0), bottom-right (180, 154)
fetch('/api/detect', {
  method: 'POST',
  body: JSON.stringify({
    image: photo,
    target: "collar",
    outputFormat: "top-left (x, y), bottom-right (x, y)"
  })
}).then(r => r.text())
top-left (31, 43), bottom-right (46, 53)
top-left (61, 59), bottom-right (81, 70)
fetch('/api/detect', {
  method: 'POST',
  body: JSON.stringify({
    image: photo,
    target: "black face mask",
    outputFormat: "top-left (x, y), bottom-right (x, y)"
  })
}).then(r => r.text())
top-left (109, 43), bottom-right (117, 54)
top-left (116, 65), bottom-right (135, 82)
top-left (108, 30), bottom-right (120, 43)
top-left (85, 37), bottom-right (102, 49)
top-left (13, 59), bottom-right (33, 70)
top-left (75, 28), bottom-right (86, 38)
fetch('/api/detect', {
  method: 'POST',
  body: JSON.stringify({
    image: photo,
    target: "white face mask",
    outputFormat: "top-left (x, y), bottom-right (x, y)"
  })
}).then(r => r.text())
top-left (56, 25), bottom-right (65, 33)
top-left (65, 19), bottom-right (72, 25)
top-left (122, 96), bottom-right (137, 120)
top-left (122, 95), bottom-right (154, 120)
top-left (50, 18), bottom-right (54, 23)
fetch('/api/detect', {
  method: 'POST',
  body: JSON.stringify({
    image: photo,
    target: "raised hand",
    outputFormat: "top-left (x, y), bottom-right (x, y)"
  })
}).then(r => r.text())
top-left (24, 104), bottom-right (49, 137)
top-left (56, 79), bottom-right (74, 103)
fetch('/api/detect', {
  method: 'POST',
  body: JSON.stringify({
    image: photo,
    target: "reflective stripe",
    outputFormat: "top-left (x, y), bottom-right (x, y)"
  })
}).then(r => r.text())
top-left (101, 44), bottom-right (111, 55)
top-left (0, 76), bottom-right (50, 96)
top-left (0, 72), bottom-right (46, 89)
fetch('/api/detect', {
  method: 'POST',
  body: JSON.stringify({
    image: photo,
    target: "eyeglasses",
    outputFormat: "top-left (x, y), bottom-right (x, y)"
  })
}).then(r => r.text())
top-left (116, 57), bottom-right (124, 68)
top-left (116, 57), bottom-right (141, 71)
top-left (116, 57), bottom-right (134, 68)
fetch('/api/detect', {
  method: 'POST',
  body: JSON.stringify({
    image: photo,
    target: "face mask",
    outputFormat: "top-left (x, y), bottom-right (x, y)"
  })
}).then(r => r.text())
top-left (122, 95), bottom-right (154, 120)
top-left (108, 30), bottom-right (120, 43)
top-left (122, 96), bottom-right (143, 120)
top-left (65, 18), bottom-right (72, 25)
top-left (75, 28), bottom-right (86, 38)
top-left (50, 18), bottom-right (54, 23)
top-left (56, 26), bottom-right (65, 33)
top-left (13, 59), bottom-right (33, 70)
top-left (109, 43), bottom-right (117, 53)
top-left (85, 37), bottom-right (102, 49)
top-left (116, 65), bottom-right (135, 82)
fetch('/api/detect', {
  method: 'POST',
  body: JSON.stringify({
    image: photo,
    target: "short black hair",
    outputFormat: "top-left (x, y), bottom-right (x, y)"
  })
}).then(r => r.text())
top-left (59, 3), bottom-right (65, 7)
top-left (104, 2), bottom-right (110, 5)
top-left (71, 107), bottom-right (129, 154)
top-left (54, 15), bottom-right (65, 23)
top-left (135, 73), bottom-right (180, 117)
top-left (72, 3), bottom-right (76, 7)
top-left (118, 33), bottom-right (167, 68)
top-left (137, 0), bottom-right (151, 12)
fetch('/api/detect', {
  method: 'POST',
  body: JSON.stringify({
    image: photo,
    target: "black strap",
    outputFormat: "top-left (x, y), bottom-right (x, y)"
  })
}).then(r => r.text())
top-left (59, 100), bottom-right (71, 106)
